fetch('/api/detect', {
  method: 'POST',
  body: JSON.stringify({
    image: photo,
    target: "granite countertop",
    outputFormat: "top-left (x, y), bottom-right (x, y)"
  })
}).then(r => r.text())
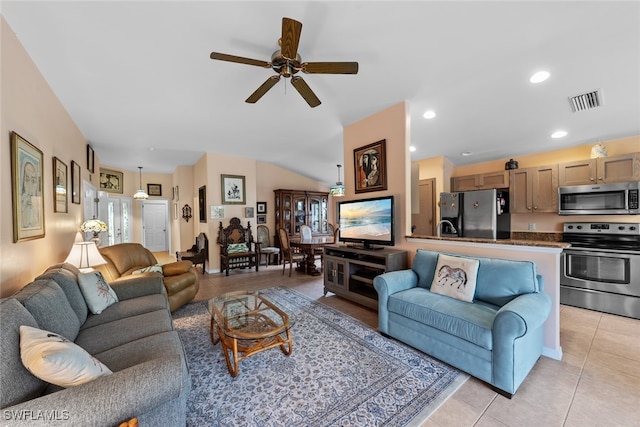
top-left (408, 233), bottom-right (570, 249)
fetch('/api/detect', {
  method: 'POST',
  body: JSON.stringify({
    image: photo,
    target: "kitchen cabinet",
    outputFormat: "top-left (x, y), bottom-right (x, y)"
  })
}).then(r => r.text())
top-left (559, 152), bottom-right (640, 185)
top-left (510, 164), bottom-right (558, 213)
top-left (451, 171), bottom-right (509, 191)
top-left (274, 189), bottom-right (329, 246)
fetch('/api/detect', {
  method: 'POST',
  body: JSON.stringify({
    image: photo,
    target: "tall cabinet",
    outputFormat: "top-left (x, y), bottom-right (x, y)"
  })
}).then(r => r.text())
top-left (274, 189), bottom-right (329, 245)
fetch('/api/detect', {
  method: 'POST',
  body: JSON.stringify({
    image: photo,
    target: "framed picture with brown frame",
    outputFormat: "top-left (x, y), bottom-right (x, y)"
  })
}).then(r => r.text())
top-left (53, 157), bottom-right (68, 213)
top-left (10, 131), bottom-right (45, 242)
top-left (99, 168), bottom-right (123, 194)
top-left (147, 183), bottom-right (162, 197)
top-left (221, 174), bottom-right (245, 205)
top-left (86, 144), bottom-right (95, 173)
top-left (71, 160), bottom-right (81, 204)
top-left (354, 139), bottom-right (387, 193)
top-left (198, 185), bottom-right (207, 223)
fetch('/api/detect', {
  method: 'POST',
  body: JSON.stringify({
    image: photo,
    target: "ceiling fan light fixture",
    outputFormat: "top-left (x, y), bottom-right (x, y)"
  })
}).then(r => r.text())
top-left (133, 166), bottom-right (149, 200)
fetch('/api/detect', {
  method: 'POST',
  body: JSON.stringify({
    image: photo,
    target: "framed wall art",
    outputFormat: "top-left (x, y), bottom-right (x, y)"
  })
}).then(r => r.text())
top-left (221, 174), bottom-right (245, 205)
top-left (53, 157), bottom-right (68, 213)
top-left (86, 144), bottom-right (95, 173)
top-left (211, 205), bottom-right (225, 220)
top-left (354, 139), bottom-right (387, 193)
top-left (245, 207), bottom-right (254, 218)
top-left (99, 168), bottom-right (123, 193)
top-left (199, 185), bottom-right (207, 223)
top-left (71, 160), bottom-right (81, 204)
top-left (147, 183), bottom-right (162, 197)
top-left (257, 201), bottom-right (267, 213)
top-left (257, 214), bottom-right (267, 224)
top-left (11, 131), bottom-right (45, 242)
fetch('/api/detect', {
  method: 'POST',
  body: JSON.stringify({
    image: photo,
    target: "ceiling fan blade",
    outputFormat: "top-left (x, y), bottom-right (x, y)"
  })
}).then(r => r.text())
top-left (291, 76), bottom-right (321, 108)
top-left (245, 75), bottom-right (281, 103)
top-left (302, 62), bottom-right (359, 74)
top-left (210, 52), bottom-right (271, 68)
top-left (281, 17), bottom-right (302, 60)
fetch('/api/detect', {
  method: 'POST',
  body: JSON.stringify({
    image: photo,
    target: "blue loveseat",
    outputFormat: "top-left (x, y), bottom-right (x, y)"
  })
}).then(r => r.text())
top-left (373, 249), bottom-right (551, 397)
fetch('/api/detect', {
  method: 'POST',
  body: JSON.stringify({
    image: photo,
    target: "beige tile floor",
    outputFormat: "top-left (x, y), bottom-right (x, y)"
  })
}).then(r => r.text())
top-left (160, 254), bottom-right (640, 427)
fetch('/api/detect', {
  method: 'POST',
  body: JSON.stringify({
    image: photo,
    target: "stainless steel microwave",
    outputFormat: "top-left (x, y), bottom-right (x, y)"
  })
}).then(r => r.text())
top-left (558, 181), bottom-right (639, 215)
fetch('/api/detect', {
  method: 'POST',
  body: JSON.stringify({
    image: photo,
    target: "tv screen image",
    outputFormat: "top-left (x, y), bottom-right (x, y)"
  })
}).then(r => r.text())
top-left (338, 196), bottom-right (394, 249)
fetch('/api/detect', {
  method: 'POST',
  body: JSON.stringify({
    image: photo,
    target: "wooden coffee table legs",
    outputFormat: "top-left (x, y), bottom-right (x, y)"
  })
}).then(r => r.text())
top-left (209, 317), bottom-right (293, 377)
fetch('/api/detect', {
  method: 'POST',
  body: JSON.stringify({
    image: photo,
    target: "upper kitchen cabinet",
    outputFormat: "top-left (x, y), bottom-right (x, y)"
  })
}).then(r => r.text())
top-left (451, 171), bottom-right (509, 192)
top-left (559, 152), bottom-right (640, 186)
top-left (510, 164), bottom-right (559, 213)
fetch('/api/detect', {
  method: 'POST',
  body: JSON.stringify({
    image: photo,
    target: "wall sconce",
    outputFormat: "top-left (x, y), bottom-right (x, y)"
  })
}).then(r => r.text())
top-left (182, 204), bottom-right (192, 222)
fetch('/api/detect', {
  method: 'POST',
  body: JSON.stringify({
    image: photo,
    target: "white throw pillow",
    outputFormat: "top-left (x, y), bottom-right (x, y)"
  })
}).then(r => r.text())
top-left (132, 264), bottom-right (163, 275)
top-left (77, 271), bottom-right (119, 314)
top-left (19, 325), bottom-right (112, 387)
top-left (430, 254), bottom-right (480, 303)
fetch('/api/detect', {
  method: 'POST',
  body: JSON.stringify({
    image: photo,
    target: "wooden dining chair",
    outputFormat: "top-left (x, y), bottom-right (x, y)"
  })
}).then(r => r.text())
top-left (279, 228), bottom-right (305, 277)
top-left (299, 225), bottom-right (323, 269)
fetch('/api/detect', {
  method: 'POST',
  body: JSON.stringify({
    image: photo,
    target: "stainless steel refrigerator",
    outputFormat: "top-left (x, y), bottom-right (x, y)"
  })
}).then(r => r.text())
top-left (439, 189), bottom-right (510, 239)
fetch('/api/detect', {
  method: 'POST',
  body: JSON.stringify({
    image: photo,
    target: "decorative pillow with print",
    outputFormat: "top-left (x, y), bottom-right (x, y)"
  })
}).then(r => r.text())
top-left (227, 243), bottom-right (249, 253)
top-left (430, 254), bottom-right (480, 303)
top-left (132, 264), bottom-right (163, 275)
top-left (20, 325), bottom-right (112, 387)
top-left (77, 271), bottom-right (119, 314)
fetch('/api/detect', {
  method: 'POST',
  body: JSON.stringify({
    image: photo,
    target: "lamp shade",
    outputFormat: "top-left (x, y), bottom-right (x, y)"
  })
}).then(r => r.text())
top-left (330, 185), bottom-right (345, 197)
top-left (64, 241), bottom-right (107, 270)
top-left (80, 218), bottom-right (108, 236)
top-left (133, 166), bottom-right (149, 199)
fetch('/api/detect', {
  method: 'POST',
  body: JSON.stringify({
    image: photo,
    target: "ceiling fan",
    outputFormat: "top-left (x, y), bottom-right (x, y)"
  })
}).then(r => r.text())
top-left (210, 17), bottom-right (358, 108)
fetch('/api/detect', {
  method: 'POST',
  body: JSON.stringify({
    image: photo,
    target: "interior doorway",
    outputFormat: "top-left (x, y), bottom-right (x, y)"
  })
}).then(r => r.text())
top-left (142, 200), bottom-right (169, 252)
top-left (411, 178), bottom-right (436, 236)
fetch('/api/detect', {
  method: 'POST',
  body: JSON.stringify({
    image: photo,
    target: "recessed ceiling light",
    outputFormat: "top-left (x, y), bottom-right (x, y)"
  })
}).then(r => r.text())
top-left (423, 110), bottom-right (436, 119)
top-left (409, 146), bottom-right (416, 152)
top-left (461, 151), bottom-right (472, 157)
top-left (529, 70), bottom-right (550, 84)
top-left (551, 130), bottom-right (568, 138)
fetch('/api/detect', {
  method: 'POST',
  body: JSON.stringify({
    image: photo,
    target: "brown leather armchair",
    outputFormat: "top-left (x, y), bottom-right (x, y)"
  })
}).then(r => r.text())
top-left (96, 243), bottom-right (199, 312)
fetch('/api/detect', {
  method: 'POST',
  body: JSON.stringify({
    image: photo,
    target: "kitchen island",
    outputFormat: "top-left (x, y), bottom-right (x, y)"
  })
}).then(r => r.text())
top-left (405, 234), bottom-right (568, 360)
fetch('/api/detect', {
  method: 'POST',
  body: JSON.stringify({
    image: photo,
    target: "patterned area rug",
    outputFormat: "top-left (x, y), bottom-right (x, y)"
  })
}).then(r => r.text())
top-left (172, 286), bottom-right (467, 427)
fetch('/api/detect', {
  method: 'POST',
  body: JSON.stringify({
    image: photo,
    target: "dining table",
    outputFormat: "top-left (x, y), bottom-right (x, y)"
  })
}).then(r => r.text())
top-left (290, 235), bottom-right (334, 276)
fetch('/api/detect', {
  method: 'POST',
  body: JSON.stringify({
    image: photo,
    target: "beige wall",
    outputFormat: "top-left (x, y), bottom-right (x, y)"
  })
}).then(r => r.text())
top-left (1, 17), bottom-right (89, 296)
top-left (344, 101), bottom-right (410, 241)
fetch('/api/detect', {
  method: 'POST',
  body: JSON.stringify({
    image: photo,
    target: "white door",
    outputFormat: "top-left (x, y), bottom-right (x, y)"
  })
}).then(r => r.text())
top-left (143, 200), bottom-right (169, 252)
top-left (99, 196), bottom-right (132, 246)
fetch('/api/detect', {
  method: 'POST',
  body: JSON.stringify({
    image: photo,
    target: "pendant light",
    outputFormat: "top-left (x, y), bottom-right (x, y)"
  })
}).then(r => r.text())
top-left (133, 166), bottom-right (149, 200)
top-left (330, 164), bottom-right (345, 197)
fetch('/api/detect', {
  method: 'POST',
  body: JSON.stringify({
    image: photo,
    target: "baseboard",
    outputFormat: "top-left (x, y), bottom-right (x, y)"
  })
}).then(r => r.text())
top-left (542, 346), bottom-right (563, 361)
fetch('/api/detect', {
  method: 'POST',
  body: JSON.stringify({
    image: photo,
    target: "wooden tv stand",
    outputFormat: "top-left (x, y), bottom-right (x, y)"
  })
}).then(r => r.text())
top-left (323, 245), bottom-right (408, 310)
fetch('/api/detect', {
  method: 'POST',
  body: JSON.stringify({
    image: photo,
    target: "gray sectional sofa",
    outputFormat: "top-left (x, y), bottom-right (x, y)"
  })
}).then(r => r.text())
top-left (374, 249), bottom-right (551, 397)
top-left (0, 263), bottom-right (190, 426)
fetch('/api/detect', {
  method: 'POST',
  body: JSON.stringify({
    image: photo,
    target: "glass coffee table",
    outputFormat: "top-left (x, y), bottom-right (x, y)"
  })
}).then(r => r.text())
top-left (207, 291), bottom-right (294, 377)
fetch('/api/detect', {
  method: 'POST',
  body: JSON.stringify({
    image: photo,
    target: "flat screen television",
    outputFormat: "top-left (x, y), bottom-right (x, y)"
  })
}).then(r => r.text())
top-left (337, 195), bottom-right (395, 250)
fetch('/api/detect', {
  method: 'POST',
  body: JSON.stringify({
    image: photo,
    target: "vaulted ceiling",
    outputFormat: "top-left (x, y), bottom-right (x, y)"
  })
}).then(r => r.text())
top-left (3, 1), bottom-right (639, 185)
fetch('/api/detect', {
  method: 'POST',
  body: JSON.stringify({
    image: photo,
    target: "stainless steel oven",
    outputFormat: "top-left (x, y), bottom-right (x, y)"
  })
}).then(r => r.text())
top-left (561, 222), bottom-right (640, 319)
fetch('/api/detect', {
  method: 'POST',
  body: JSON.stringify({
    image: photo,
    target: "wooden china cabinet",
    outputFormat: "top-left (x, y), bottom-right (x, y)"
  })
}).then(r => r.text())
top-left (274, 189), bottom-right (329, 246)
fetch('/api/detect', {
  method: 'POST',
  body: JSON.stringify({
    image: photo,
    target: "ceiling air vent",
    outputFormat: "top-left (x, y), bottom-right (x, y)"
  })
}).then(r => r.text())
top-left (569, 89), bottom-right (603, 112)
